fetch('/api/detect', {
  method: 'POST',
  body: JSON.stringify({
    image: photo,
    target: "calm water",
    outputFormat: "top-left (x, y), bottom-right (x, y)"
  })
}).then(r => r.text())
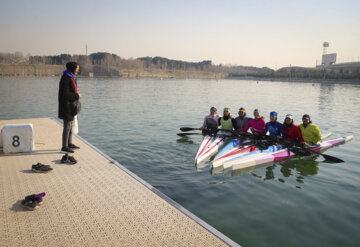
top-left (1, 77), bottom-right (359, 247)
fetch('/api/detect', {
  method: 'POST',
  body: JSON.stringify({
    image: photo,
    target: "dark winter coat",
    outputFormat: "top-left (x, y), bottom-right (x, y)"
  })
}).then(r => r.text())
top-left (58, 74), bottom-right (79, 121)
top-left (233, 116), bottom-right (251, 130)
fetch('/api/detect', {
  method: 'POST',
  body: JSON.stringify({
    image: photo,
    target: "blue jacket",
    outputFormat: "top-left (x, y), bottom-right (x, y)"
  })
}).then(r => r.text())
top-left (263, 121), bottom-right (286, 138)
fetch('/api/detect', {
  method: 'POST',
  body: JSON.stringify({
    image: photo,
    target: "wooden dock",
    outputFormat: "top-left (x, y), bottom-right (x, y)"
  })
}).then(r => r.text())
top-left (0, 118), bottom-right (239, 246)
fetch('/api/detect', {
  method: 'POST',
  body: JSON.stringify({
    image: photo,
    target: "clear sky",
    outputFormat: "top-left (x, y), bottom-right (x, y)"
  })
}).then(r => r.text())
top-left (0, 0), bottom-right (359, 69)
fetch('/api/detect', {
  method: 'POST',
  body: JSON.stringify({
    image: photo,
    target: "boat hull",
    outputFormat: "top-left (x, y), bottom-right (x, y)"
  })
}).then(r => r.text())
top-left (195, 136), bottom-right (214, 161)
top-left (196, 136), bottom-right (229, 165)
top-left (228, 136), bottom-right (353, 171)
top-left (212, 133), bottom-right (333, 169)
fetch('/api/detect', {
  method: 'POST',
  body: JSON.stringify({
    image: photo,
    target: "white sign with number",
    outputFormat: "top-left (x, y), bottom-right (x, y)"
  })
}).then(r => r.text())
top-left (1, 124), bottom-right (34, 153)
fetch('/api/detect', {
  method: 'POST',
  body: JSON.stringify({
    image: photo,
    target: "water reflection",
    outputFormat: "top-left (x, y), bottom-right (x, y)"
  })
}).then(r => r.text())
top-left (264, 164), bottom-right (276, 181)
top-left (280, 157), bottom-right (319, 177)
top-left (176, 136), bottom-right (195, 144)
top-left (318, 83), bottom-right (335, 113)
top-left (219, 156), bottom-right (320, 188)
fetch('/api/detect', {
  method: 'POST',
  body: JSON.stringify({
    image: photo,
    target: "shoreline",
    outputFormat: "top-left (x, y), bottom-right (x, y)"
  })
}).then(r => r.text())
top-left (1, 74), bottom-right (359, 84)
top-left (225, 76), bottom-right (360, 84)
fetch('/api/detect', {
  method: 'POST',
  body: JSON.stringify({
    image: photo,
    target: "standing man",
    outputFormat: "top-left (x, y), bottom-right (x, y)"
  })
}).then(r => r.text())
top-left (58, 62), bottom-right (82, 153)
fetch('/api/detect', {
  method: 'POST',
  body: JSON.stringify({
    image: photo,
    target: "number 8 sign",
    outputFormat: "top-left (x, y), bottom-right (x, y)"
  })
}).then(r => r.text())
top-left (12, 136), bottom-right (20, 147)
top-left (2, 124), bottom-right (34, 153)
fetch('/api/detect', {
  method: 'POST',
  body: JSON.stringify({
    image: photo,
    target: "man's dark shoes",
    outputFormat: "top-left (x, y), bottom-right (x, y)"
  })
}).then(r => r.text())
top-left (68, 155), bottom-right (77, 164)
top-left (32, 163), bottom-right (53, 173)
top-left (61, 146), bottom-right (74, 153)
top-left (61, 154), bottom-right (77, 164)
top-left (61, 154), bottom-right (68, 163)
top-left (68, 143), bottom-right (80, 149)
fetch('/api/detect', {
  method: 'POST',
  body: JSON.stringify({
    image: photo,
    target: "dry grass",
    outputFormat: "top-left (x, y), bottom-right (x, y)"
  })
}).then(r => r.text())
top-left (0, 64), bottom-right (227, 79)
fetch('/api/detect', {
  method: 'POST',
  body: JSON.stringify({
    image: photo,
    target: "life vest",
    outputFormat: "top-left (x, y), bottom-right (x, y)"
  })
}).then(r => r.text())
top-left (205, 118), bottom-right (218, 130)
top-left (234, 117), bottom-right (250, 130)
top-left (220, 117), bottom-right (233, 130)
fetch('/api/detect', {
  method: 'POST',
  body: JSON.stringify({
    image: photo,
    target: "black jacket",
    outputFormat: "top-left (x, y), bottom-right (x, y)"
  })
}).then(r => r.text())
top-left (58, 74), bottom-right (79, 121)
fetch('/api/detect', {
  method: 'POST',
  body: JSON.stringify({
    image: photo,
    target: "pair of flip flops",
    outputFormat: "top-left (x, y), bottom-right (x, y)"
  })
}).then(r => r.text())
top-left (21, 192), bottom-right (46, 211)
top-left (32, 163), bottom-right (53, 173)
top-left (61, 154), bottom-right (77, 164)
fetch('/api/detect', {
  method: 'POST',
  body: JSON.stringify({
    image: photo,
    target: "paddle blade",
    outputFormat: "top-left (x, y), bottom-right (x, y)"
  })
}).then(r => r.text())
top-left (177, 132), bottom-right (202, 136)
top-left (321, 154), bottom-right (344, 163)
top-left (309, 149), bottom-right (344, 163)
top-left (180, 127), bottom-right (198, 132)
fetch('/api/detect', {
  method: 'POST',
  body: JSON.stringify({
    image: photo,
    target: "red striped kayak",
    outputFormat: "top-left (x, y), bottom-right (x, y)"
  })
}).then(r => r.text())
top-left (226, 136), bottom-right (353, 172)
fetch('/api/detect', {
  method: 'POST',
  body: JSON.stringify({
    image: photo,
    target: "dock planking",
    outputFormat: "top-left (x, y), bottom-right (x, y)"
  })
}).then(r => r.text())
top-left (0, 118), bottom-right (238, 247)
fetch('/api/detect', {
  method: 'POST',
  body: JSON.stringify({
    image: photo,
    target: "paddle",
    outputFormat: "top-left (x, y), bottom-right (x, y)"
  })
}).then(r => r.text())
top-left (178, 128), bottom-right (258, 138)
top-left (180, 127), bottom-right (236, 134)
top-left (177, 132), bottom-right (203, 136)
top-left (180, 127), bottom-right (200, 132)
top-left (179, 127), bottom-right (239, 137)
top-left (284, 145), bottom-right (312, 156)
top-left (305, 148), bottom-right (344, 163)
top-left (177, 132), bottom-right (236, 137)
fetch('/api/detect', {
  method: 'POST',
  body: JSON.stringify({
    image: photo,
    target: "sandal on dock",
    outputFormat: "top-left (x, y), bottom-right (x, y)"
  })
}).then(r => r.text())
top-left (21, 199), bottom-right (39, 211)
top-left (24, 192), bottom-right (46, 205)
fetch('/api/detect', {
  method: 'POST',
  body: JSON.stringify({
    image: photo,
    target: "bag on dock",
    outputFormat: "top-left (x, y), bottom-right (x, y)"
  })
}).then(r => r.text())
top-left (72, 100), bottom-right (81, 115)
top-left (72, 115), bottom-right (79, 134)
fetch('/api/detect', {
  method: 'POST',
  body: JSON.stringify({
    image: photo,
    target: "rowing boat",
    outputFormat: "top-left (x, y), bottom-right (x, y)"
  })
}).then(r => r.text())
top-left (223, 144), bottom-right (283, 169)
top-left (195, 136), bottom-right (214, 161)
top-left (212, 141), bottom-right (255, 168)
top-left (225, 136), bottom-right (353, 171)
top-left (195, 131), bottom-right (232, 166)
top-left (212, 133), bottom-right (332, 169)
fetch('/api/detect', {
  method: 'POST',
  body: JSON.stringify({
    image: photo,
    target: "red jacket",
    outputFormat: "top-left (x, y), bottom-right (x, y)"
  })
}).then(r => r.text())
top-left (283, 123), bottom-right (304, 142)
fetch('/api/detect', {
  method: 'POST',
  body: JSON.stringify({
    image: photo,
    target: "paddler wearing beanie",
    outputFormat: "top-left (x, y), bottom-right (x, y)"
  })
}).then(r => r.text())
top-left (218, 107), bottom-right (234, 130)
top-left (241, 109), bottom-right (266, 134)
top-left (233, 107), bottom-right (252, 130)
top-left (299, 114), bottom-right (322, 145)
top-left (283, 114), bottom-right (304, 143)
top-left (263, 111), bottom-right (286, 138)
top-left (199, 106), bottom-right (220, 135)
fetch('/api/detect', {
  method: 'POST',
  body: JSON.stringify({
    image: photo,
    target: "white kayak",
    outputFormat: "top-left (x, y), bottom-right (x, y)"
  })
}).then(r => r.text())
top-left (195, 135), bottom-right (214, 161)
top-left (213, 138), bottom-right (242, 160)
top-left (225, 135), bottom-right (353, 172)
top-left (213, 133), bottom-right (332, 169)
top-left (211, 138), bottom-right (255, 168)
top-left (195, 130), bottom-right (233, 166)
